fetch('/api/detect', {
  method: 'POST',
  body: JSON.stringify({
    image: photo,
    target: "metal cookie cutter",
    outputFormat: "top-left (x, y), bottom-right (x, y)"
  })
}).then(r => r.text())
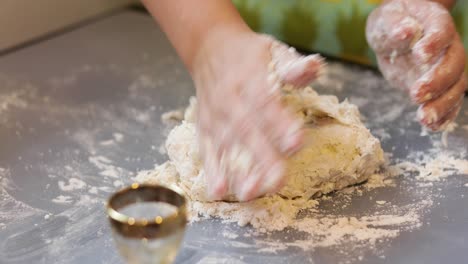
top-left (107, 183), bottom-right (187, 264)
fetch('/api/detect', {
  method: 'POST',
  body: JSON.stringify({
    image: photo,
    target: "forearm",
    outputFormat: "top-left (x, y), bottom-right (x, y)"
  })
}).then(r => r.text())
top-left (141, 0), bottom-right (250, 72)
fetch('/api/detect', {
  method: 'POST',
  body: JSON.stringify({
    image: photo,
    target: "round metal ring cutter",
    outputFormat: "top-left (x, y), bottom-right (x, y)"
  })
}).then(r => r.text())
top-left (107, 183), bottom-right (187, 264)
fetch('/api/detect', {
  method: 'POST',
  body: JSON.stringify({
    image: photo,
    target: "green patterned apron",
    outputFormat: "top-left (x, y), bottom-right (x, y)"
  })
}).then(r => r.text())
top-left (233, 0), bottom-right (467, 70)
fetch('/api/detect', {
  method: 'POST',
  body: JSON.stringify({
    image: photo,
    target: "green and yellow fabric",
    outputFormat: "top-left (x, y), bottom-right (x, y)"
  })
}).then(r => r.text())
top-left (233, 0), bottom-right (468, 69)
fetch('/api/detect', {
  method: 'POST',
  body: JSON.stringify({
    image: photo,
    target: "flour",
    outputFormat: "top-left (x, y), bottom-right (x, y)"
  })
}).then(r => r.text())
top-left (291, 211), bottom-right (421, 248)
top-left (113, 180), bottom-right (124, 187)
top-left (395, 150), bottom-right (468, 182)
top-left (441, 122), bottom-right (457, 147)
top-left (0, 61), bottom-right (188, 262)
top-left (52, 195), bottom-right (74, 204)
top-left (0, 168), bottom-right (45, 225)
top-left (89, 155), bottom-right (123, 179)
top-left (88, 186), bottom-right (99, 194)
top-left (58, 178), bottom-right (87, 191)
top-left (222, 231), bottom-right (239, 239)
top-left (113, 132), bottom-right (124, 142)
top-left (99, 139), bottom-right (116, 146)
top-left (161, 109), bottom-right (185, 124)
top-left (371, 128), bottom-right (392, 141)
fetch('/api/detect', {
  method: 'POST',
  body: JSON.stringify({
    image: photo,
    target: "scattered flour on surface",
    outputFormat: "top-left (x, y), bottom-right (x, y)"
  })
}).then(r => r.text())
top-left (58, 178), bottom-right (87, 191)
top-left (88, 186), bottom-right (99, 194)
top-left (161, 109), bottom-right (185, 124)
top-left (222, 231), bottom-right (239, 239)
top-left (52, 195), bottom-right (74, 204)
top-left (113, 132), bottom-right (124, 142)
top-left (89, 155), bottom-right (123, 179)
top-left (395, 151), bottom-right (468, 182)
top-left (113, 180), bottom-right (124, 188)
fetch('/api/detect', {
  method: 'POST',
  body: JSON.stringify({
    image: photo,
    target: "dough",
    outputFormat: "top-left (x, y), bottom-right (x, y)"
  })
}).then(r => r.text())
top-left (140, 87), bottom-right (384, 202)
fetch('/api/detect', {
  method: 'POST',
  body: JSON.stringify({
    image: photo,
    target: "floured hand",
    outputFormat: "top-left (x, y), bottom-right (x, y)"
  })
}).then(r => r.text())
top-left (192, 30), bottom-right (323, 201)
top-left (366, 0), bottom-right (466, 131)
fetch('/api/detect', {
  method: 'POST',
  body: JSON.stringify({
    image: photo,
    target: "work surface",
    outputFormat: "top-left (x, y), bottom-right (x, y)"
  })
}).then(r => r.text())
top-left (1, 11), bottom-right (468, 264)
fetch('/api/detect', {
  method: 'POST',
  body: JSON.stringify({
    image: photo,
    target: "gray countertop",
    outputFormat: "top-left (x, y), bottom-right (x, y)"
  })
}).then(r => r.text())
top-left (0, 10), bottom-right (467, 264)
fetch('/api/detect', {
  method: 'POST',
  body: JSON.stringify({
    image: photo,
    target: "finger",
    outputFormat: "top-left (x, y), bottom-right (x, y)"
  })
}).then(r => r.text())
top-left (367, 2), bottom-right (423, 56)
top-left (409, 1), bottom-right (455, 64)
top-left (417, 75), bottom-right (466, 126)
top-left (270, 39), bottom-right (324, 87)
top-left (203, 138), bottom-right (228, 200)
top-left (277, 55), bottom-right (324, 87)
top-left (240, 161), bottom-right (286, 202)
top-left (410, 36), bottom-right (466, 103)
top-left (237, 126), bottom-right (286, 201)
top-left (241, 74), bottom-right (304, 155)
top-left (247, 86), bottom-right (304, 155)
top-left (259, 99), bottom-right (304, 155)
top-left (376, 54), bottom-right (417, 90)
top-left (425, 99), bottom-right (463, 131)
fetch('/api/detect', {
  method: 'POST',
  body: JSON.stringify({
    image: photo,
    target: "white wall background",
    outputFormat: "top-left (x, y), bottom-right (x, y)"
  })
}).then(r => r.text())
top-left (0, 0), bottom-right (137, 51)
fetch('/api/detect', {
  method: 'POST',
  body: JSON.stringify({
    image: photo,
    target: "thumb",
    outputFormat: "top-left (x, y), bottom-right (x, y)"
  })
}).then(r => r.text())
top-left (270, 39), bottom-right (324, 88)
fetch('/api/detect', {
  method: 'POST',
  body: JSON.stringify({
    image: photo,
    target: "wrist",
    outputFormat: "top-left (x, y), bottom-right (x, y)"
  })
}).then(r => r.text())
top-left (190, 23), bottom-right (252, 74)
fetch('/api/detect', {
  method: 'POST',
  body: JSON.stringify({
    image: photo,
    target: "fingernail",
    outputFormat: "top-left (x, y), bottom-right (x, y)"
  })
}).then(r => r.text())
top-left (418, 106), bottom-right (438, 125)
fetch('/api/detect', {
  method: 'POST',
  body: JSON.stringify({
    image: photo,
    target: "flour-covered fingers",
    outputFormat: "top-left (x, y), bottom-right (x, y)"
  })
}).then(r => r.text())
top-left (253, 94), bottom-right (303, 155)
top-left (237, 126), bottom-right (285, 201)
top-left (376, 54), bottom-right (416, 90)
top-left (409, 1), bottom-right (455, 64)
top-left (239, 160), bottom-right (286, 202)
top-left (425, 99), bottom-right (463, 131)
top-left (270, 39), bottom-right (323, 87)
top-left (277, 55), bottom-right (324, 88)
top-left (417, 75), bottom-right (466, 126)
top-left (410, 36), bottom-right (466, 104)
top-left (366, 1), bottom-right (423, 56)
top-left (203, 138), bottom-right (228, 200)
top-left (265, 107), bottom-right (303, 155)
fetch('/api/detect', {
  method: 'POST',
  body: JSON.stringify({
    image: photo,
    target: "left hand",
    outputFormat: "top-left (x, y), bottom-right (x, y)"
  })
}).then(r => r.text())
top-left (366, 0), bottom-right (466, 131)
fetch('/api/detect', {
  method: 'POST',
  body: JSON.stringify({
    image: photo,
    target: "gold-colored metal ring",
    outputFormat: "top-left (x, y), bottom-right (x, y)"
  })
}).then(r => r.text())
top-left (106, 183), bottom-right (187, 239)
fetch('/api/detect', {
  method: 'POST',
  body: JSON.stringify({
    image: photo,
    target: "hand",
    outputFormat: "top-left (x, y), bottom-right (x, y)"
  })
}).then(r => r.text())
top-left (366, 0), bottom-right (466, 131)
top-left (192, 29), bottom-right (323, 201)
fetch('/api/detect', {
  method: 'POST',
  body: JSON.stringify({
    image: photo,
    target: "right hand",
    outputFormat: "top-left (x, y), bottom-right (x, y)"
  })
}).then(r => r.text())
top-left (192, 29), bottom-right (323, 201)
top-left (366, 0), bottom-right (466, 131)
